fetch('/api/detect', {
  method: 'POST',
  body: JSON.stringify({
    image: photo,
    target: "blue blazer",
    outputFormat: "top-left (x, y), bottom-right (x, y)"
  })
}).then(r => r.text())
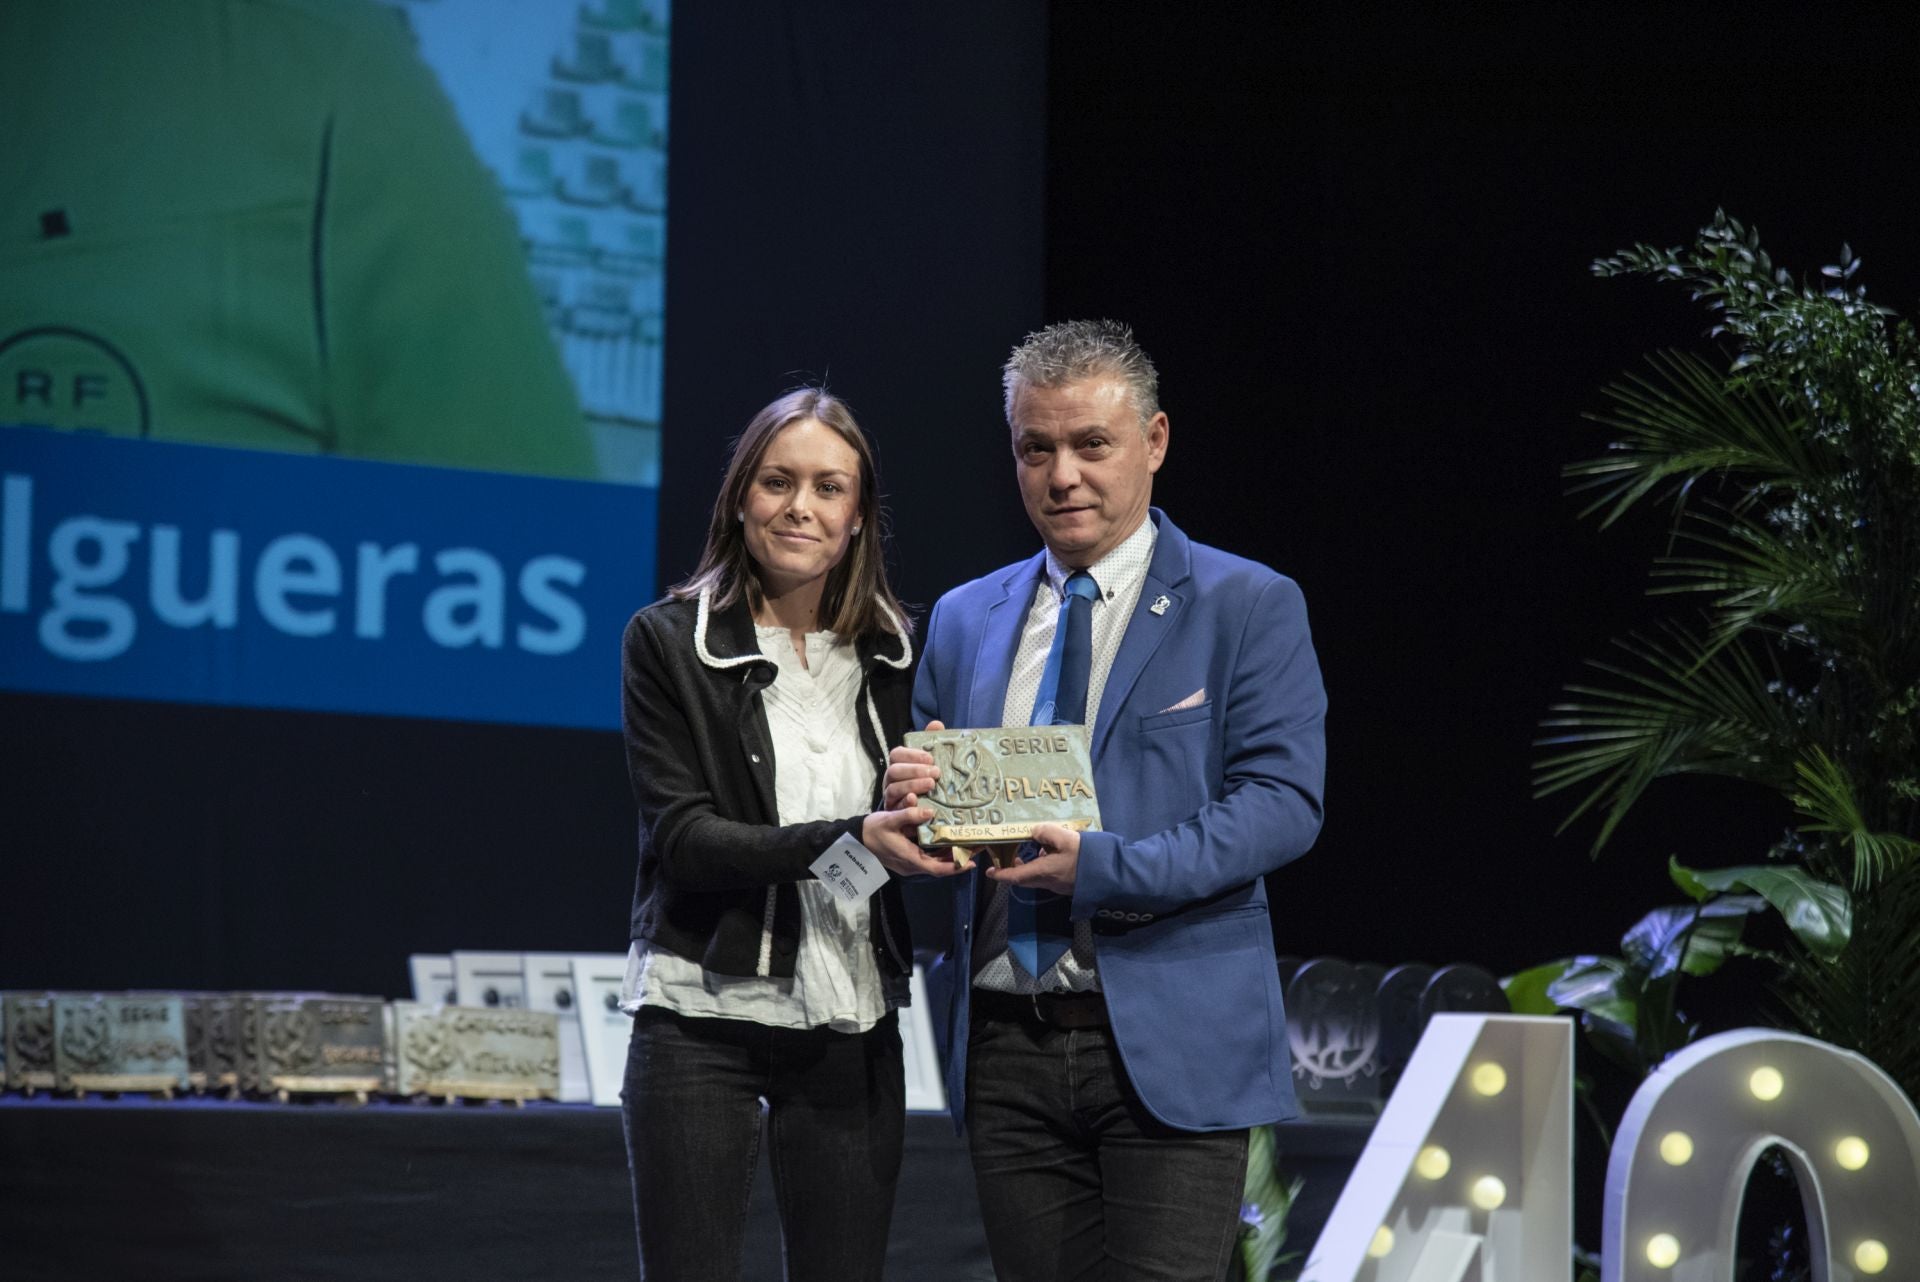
top-left (914, 509), bottom-right (1327, 1132)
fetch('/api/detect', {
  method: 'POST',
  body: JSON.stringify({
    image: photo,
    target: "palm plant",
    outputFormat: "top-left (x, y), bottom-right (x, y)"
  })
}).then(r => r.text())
top-left (1534, 211), bottom-right (1920, 1099)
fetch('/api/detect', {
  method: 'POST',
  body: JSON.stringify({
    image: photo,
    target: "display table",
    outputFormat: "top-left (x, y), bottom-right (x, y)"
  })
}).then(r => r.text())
top-left (0, 1097), bottom-right (1363, 1281)
top-left (0, 1096), bottom-right (991, 1281)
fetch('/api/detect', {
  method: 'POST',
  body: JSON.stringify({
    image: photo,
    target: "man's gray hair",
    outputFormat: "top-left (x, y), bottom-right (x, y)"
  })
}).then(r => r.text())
top-left (1002, 319), bottom-right (1161, 427)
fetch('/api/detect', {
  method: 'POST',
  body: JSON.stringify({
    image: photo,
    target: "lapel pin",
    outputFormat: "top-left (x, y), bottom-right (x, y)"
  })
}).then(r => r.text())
top-left (1149, 595), bottom-right (1170, 616)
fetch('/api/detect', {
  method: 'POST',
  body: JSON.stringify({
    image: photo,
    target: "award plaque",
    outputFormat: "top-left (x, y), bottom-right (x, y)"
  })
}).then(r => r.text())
top-left (182, 993), bottom-right (243, 1095)
top-left (234, 992), bottom-right (273, 1094)
top-left (904, 725), bottom-right (1101, 847)
top-left (238, 994), bottom-right (389, 1101)
top-left (52, 994), bottom-right (191, 1096)
top-left (391, 1003), bottom-right (561, 1102)
top-left (234, 992), bottom-right (295, 1094)
top-left (4, 993), bottom-right (56, 1094)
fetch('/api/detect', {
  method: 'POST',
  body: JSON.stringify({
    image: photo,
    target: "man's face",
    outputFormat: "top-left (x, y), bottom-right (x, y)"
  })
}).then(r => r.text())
top-left (1010, 375), bottom-right (1168, 568)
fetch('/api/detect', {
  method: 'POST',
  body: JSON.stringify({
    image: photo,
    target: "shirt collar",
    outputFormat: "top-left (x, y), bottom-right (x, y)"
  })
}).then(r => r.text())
top-left (1042, 515), bottom-right (1157, 604)
top-left (692, 585), bottom-right (911, 672)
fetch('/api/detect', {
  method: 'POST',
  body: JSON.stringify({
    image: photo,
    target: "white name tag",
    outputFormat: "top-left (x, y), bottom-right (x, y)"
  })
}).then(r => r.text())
top-left (809, 832), bottom-right (889, 902)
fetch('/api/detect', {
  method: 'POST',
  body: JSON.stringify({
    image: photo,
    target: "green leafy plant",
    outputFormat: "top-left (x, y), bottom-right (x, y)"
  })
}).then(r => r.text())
top-left (1237, 1123), bottom-right (1304, 1282)
top-left (1508, 857), bottom-right (1848, 1281)
top-left (1507, 858), bottom-right (1849, 1143)
top-left (1534, 212), bottom-right (1920, 1099)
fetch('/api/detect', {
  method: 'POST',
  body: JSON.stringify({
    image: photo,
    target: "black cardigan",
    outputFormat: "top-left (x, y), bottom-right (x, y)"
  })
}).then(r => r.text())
top-left (621, 589), bottom-right (916, 993)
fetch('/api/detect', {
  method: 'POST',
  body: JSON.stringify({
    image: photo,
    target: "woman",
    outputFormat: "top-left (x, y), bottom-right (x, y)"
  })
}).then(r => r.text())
top-left (618, 387), bottom-right (954, 1282)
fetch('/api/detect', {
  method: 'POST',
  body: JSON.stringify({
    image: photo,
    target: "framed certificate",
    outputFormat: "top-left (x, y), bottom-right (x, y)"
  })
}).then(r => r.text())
top-left (902, 965), bottom-right (947, 1114)
top-left (452, 951), bottom-right (527, 1010)
top-left (407, 954), bottom-right (457, 1006)
top-left (523, 952), bottom-right (590, 1103)
top-left (570, 953), bottom-right (632, 1108)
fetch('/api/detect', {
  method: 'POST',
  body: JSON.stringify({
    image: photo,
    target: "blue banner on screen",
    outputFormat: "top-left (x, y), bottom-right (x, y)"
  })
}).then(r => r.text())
top-left (0, 428), bottom-right (653, 730)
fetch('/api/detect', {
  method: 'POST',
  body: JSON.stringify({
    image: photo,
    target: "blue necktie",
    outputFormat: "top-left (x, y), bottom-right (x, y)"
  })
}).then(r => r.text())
top-left (1010, 570), bottom-right (1100, 978)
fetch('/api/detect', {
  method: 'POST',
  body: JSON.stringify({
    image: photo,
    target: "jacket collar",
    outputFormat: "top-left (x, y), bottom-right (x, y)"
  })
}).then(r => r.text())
top-left (1140, 507), bottom-right (1193, 588)
top-left (966, 509), bottom-right (1188, 732)
top-left (692, 585), bottom-right (912, 672)
top-left (1088, 508), bottom-right (1190, 758)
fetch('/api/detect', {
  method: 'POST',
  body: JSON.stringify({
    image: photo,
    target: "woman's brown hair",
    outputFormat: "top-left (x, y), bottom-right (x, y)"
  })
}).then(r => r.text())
top-left (669, 388), bottom-right (910, 641)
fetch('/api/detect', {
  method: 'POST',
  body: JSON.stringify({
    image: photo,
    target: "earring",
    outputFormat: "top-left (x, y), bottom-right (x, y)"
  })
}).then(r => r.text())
top-left (852, 525), bottom-right (863, 535)
top-left (736, 510), bottom-right (744, 523)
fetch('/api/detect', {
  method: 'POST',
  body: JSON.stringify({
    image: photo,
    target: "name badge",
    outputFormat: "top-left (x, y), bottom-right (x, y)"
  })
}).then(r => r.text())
top-left (809, 832), bottom-right (889, 902)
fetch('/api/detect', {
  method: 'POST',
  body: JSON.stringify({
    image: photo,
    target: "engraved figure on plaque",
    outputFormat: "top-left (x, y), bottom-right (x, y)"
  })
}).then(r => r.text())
top-left (5, 994), bottom-right (57, 1094)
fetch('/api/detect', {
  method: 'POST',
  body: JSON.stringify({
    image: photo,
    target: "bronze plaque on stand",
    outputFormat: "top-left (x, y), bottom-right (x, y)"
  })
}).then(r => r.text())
top-left (391, 1003), bottom-right (561, 1102)
top-left (3, 993), bottom-right (56, 1094)
top-left (52, 994), bottom-right (190, 1096)
top-left (251, 995), bottom-right (389, 1101)
top-left (182, 993), bottom-right (243, 1095)
top-left (904, 726), bottom-right (1101, 848)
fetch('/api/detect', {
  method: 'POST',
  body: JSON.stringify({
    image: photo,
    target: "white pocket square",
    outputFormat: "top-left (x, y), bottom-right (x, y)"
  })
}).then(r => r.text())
top-left (1159, 688), bottom-right (1206, 714)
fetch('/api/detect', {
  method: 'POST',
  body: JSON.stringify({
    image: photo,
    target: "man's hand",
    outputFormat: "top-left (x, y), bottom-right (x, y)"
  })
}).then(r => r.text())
top-left (883, 719), bottom-right (944, 809)
top-left (861, 806), bottom-right (961, 878)
top-left (983, 823), bottom-right (1080, 895)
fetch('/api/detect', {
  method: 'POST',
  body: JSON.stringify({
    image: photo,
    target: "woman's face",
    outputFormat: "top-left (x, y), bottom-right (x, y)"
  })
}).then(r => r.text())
top-left (740, 417), bottom-right (864, 602)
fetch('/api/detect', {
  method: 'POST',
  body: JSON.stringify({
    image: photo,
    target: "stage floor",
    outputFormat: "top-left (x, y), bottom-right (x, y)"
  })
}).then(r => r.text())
top-left (0, 1096), bottom-right (1364, 1281)
top-left (0, 1095), bottom-right (992, 1281)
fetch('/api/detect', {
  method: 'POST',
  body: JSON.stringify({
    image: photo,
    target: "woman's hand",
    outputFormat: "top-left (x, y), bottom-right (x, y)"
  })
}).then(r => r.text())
top-left (883, 719), bottom-right (943, 809)
top-left (861, 805), bottom-right (961, 878)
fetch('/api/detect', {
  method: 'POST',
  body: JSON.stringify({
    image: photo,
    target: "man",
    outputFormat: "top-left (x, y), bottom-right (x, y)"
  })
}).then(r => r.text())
top-left (889, 320), bottom-right (1326, 1281)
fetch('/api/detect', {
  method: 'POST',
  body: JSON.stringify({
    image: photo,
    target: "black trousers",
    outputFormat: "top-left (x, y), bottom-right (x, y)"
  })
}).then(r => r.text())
top-left (966, 1009), bottom-right (1249, 1282)
top-left (622, 1006), bottom-right (905, 1282)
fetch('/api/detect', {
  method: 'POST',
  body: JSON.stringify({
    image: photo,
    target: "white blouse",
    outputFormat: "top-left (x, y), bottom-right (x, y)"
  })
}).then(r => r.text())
top-left (621, 626), bottom-right (895, 1033)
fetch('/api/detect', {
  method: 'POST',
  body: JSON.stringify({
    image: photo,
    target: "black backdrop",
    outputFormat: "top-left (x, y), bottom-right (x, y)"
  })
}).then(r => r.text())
top-left (1030, 2), bottom-right (1920, 978)
top-left (6, 2), bottom-right (1920, 997)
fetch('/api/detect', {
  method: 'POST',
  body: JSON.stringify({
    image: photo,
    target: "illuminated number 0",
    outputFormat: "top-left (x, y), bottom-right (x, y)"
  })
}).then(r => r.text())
top-left (1299, 1018), bottom-right (1920, 1281)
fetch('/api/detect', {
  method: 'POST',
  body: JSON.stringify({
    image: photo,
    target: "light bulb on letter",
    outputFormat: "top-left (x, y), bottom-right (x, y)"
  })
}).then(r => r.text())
top-left (1834, 1136), bottom-right (1870, 1171)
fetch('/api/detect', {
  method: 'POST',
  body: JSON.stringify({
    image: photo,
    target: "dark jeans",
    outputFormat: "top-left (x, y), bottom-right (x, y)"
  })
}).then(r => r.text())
top-left (967, 1010), bottom-right (1249, 1282)
top-left (622, 1006), bottom-right (905, 1282)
